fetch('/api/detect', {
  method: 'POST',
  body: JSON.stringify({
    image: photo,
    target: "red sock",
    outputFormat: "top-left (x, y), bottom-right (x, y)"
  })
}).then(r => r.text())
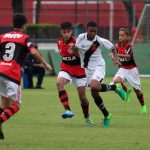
top-left (121, 83), bottom-right (127, 92)
top-left (0, 104), bottom-right (19, 123)
top-left (59, 90), bottom-right (71, 110)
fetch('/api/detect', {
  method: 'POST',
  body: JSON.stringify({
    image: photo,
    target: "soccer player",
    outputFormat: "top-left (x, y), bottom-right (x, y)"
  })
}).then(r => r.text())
top-left (71, 21), bottom-right (128, 128)
top-left (0, 13), bottom-right (52, 139)
top-left (112, 28), bottom-right (147, 114)
top-left (71, 21), bottom-right (127, 128)
top-left (56, 21), bottom-right (93, 125)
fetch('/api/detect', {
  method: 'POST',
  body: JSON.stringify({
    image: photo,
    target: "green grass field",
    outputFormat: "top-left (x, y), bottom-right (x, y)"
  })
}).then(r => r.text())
top-left (1, 77), bottom-right (150, 150)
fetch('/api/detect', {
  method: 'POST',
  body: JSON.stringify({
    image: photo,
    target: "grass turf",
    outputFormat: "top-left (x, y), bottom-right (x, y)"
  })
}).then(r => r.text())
top-left (0, 76), bottom-right (149, 150)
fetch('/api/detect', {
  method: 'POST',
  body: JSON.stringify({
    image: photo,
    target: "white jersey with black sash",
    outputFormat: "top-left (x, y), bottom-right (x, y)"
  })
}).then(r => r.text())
top-left (75, 33), bottom-right (114, 70)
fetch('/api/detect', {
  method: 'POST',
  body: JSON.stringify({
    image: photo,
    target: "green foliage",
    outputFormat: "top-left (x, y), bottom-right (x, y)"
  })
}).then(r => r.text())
top-left (26, 23), bottom-right (60, 39)
top-left (1, 77), bottom-right (150, 150)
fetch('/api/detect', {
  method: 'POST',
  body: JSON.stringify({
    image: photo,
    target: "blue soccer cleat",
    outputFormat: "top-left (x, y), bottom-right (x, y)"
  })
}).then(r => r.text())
top-left (62, 110), bottom-right (74, 119)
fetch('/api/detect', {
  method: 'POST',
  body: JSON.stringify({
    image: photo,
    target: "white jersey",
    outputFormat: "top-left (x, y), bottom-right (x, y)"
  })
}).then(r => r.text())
top-left (75, 33), bottom-right (114, 70)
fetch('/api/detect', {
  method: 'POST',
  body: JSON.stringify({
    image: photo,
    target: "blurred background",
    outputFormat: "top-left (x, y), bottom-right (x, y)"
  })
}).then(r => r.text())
top-left (0, 0), bottom-right (150, 76)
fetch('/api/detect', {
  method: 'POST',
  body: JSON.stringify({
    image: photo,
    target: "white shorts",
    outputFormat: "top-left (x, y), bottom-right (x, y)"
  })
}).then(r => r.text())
top-left (58, 71), bottom-right (87, 87)
top-left (113, 67), bottom-right (141, 90)
top-left (85, 64), bottom-right (105, 84)
top-left (0, 77), bottom-right (21, 103)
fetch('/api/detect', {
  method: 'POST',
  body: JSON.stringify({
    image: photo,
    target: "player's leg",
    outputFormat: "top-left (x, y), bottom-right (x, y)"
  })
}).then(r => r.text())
top-left (76, 86), bottom-right (94, 126)
top-left (126, 68), bottom-right (147, 114)
top-left (0, 79), bottom-right (20, 140)
top-left (56, 71), bottom-right (74, 119)
top-left (87, 66), bottom-right (112, 127)
top-left (90, 84), bottom-right (112, 128)
top-left (91, 66), bottom-right (127, 101)
top-left (0, 97), bottom-right (20, 140)
top-left (134, 88), bottom-right (147, 114)
top-left (112, 69), bottom-right (131, 102)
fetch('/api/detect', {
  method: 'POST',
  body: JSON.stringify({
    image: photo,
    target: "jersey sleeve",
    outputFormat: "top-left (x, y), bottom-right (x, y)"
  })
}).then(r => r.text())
top-left (25, 38), bottom-right (37, 52)
top-left (75, 34), bottom-right (83, 48)
top-left (98, 36), bottom-right (114, 50)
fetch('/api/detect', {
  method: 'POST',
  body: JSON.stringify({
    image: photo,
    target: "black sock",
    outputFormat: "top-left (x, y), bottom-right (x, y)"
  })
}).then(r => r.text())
top-left (92, 93), bottom-right (109, 116)
top-left (100, 84), bottom-right (116, 92)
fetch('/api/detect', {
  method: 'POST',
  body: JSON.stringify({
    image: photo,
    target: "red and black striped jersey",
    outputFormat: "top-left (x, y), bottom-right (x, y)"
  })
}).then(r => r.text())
top-left (0, 30), bottom-right (36, 84)
top-left (115, 41), bottom-right (136, 69)
top-left (57, 36), bottom-right (86, 78)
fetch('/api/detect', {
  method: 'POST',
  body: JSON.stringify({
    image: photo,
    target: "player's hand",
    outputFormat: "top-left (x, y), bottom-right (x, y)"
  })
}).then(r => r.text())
top-left (45, 64), bottom-right (52, 72)
top-left (115, 61), bottom-right (122, 67)
top-left (68, 43), bottom-right (75, 54)
top-left (108, 52), bottom-right (114, 59)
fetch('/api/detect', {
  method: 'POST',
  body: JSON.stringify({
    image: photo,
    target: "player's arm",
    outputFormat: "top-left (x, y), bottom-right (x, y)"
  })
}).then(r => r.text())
top-left (69, 43), bottom-right (79, 57)
top-left (117, 46), bottom-right (133, 59)
top-left (30, 48), bottom-right (52, 71)
top-left (26, 38), bottom-right (52, 71)
top-left (110, 47), bottom-right (118, 65)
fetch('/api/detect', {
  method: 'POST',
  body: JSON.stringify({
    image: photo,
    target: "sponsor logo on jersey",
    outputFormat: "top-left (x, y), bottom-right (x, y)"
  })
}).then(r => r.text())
top-left (0, 62), bottom-right (12, 66)
top-left (4, 33), bottom-right (23, 38)
top-left (62, 56), bottom-right (76, 61)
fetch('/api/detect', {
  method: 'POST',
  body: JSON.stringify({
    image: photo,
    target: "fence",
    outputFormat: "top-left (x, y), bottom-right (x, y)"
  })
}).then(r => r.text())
top-left (0, 0), bottom-right (144, 42)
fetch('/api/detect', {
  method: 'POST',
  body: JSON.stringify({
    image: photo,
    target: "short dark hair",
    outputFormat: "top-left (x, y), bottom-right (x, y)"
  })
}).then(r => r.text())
top-left (87, 21), bottom-right (97, 28)
top-left (13, 13), bottom-right (27, 28)
top-left (119, 28), bottom-right (129, 35)
top-left (60, 21), bottom-right (72, 30)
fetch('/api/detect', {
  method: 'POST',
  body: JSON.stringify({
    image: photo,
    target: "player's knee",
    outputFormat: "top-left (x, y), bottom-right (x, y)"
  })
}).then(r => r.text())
top-left (56, 80), bottom-right (63, 88)
top-left (90, 85), bottom-right (99, 92)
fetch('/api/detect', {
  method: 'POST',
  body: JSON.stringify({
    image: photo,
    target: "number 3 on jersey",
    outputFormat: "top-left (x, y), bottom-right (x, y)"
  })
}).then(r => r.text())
top-left (3, 42), bottom-right (16, 61)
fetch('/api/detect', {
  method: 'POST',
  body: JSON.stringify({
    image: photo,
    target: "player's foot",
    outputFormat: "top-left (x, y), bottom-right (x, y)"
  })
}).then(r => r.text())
top-left (116, 83), bottom-right (127, 101)
top-left (85, 116), bottom-right (94, 126)
top-left (140, 105), bottom-right (147, 114)
top-left (103, 113), bottom-right (112, 128)
top-left (126, 88), bottom-right (132, 103)
top-left (0, 123), bottom-right (4, 140)
top-left (62, 110), bottom-right (74, 119)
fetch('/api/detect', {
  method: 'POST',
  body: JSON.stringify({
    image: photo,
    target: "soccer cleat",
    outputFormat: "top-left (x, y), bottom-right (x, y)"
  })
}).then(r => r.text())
top-left (85, 116), bottom-right (94, 126)
top-left (126, 88), bottom-right (132, 103)
top-left (103, 113), bottom-right (112, 128)
top-left (62, 110), bottom-right (74, 119)
top-left (116, 83), bottom-right (127, 101)
top-left (0, 123), bottom-right (4, 140)
top-left (140, 105), bottom-right (147, 114)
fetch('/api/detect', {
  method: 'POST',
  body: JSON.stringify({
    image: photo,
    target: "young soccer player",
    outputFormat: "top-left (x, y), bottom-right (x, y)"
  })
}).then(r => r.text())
top-left (0, 13), bottom-right (52, 139)
top-left (56, 21), bottom-right (93, 125)
top-left (71, 21), bottom-right (128, 128)
top-left (112, 28), bottom-right (147, 114)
